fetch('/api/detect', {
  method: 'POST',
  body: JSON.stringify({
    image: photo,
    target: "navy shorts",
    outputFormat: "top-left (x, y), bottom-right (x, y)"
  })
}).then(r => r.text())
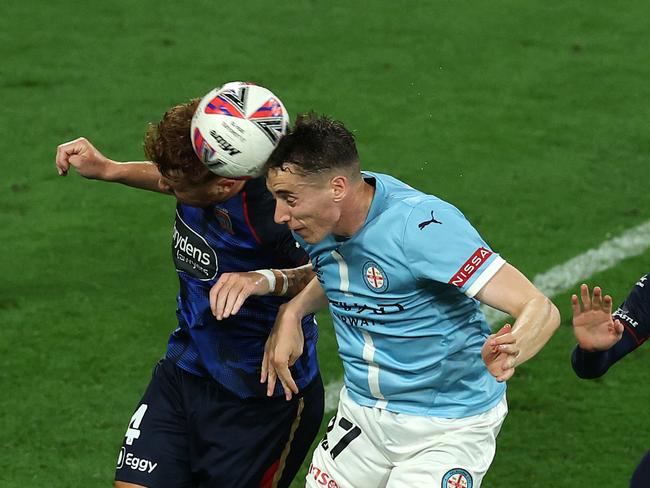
top-left (115, 359), bottom-right (324, 488)
top-left (631, 450), bottom-right (650, 488)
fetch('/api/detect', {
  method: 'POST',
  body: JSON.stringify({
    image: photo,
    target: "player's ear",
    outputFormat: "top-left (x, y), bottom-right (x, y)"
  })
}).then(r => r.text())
top-left (215, 177), bottom-right (239, 193)
top-left (330, 175), bottom-right (348, 202)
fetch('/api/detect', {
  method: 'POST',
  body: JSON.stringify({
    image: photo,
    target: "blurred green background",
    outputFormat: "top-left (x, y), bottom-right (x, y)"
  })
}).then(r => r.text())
top-left (2, 0), bottom-right (649, 486)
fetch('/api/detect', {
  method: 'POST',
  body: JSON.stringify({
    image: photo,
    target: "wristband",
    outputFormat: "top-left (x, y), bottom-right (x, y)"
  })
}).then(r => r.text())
top-left (254, 269), bottom-right (276, 294)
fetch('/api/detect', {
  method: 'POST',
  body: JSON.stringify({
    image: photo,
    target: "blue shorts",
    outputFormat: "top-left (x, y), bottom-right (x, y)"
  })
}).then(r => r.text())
top-left (115, 358), bottom-right (324, 487)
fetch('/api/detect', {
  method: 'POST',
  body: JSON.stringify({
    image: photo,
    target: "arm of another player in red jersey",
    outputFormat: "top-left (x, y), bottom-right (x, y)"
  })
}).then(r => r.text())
top-left (261, 276), bottom-right (329, 400)
top-left (476, 263), bottom-right (561, 382)
top-left (55, 137), bottom-right (167, 193)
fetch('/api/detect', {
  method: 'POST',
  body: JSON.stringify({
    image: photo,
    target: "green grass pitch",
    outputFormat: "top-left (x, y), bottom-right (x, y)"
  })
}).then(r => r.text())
top-left (2, 1), bottom-right (649, 486)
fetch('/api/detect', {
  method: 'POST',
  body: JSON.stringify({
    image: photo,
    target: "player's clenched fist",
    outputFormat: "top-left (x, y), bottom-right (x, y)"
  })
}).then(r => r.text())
top-left (482, 324), bottom-right (519, 382)
top-left (55, 137), bottom-right (111, 179)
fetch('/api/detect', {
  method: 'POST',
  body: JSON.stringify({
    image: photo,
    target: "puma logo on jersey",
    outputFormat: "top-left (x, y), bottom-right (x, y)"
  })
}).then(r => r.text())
top-left (418, 211), bottom-right (442, 230)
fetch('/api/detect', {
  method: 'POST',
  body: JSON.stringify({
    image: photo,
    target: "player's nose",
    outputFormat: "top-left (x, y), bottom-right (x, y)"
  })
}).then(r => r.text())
top-left (273, 200), bottom-right (290, 225)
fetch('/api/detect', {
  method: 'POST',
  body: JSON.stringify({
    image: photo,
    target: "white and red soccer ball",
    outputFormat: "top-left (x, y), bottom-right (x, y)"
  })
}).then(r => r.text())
top-left (191, 81), bottom-right (289, 179)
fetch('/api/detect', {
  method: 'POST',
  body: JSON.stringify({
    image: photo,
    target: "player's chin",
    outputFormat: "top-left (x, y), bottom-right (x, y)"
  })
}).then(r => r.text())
top-left (296, 227), bottom-right (325, 244)
top-left (292, 227), bottom-right (308, 239)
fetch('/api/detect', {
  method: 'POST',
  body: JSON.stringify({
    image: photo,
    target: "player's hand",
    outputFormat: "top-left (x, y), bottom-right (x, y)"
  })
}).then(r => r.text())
top-left (261, 304), bottom-right (303, 401)
top-left (571, 284), bottom-right (624, 352)
top-left (210, 271), bottom-right (272, 320)
top-left (482, 323), bottom-right (518, 382)
top-left (55, 137), bottom-right (111, 179)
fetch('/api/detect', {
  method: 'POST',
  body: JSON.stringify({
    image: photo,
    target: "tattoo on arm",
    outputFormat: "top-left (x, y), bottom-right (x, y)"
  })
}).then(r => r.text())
top-left (271, 264), bottom-right (314, 297)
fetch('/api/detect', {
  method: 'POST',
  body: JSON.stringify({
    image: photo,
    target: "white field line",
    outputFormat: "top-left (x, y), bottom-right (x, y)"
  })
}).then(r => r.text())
top-left (323, 219), bottom-right (650, 412)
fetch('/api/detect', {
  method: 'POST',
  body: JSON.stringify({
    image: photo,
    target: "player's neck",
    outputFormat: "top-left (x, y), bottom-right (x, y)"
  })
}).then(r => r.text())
top-left (334, 179), bottom-right (375, 238)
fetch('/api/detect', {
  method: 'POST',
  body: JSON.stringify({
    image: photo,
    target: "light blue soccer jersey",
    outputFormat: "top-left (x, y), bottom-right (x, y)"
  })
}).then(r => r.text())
top-left (295, 172), bottom-right (507, 418)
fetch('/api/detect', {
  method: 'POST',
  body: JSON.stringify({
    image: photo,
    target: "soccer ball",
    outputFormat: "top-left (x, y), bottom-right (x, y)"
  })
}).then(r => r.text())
top-left (191, 81), bottom-right (289, 179)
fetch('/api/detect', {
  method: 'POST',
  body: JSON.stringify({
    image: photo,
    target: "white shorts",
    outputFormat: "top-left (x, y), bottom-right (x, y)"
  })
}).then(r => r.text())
top-left (306, 387), bottom-right (507, 488)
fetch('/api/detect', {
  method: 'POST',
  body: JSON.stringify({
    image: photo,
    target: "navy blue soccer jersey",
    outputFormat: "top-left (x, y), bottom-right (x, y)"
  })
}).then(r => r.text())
top-left (572, 274), bottom-right (649, 378)
top-left (165, 177), bottom-right (319, 398)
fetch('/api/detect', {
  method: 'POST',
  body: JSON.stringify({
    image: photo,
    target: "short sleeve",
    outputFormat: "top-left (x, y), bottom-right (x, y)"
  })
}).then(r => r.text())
top-left (402, 198), bottom-right (505, 297)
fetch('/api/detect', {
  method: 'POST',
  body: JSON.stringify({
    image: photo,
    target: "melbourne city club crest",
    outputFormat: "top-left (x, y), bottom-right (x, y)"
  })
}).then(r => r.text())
top-left (362, 260), bottom-right (388, 293)
top-left (442, 468), bottom-right (473, 488)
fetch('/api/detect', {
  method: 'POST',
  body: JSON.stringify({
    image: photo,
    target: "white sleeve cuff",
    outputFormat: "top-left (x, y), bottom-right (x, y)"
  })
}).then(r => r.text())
top-left (465, 256), bottom-right (506, 298)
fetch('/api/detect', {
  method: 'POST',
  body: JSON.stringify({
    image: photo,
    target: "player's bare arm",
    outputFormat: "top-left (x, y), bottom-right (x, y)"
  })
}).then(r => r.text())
top-left (477, 263), bottom-right (561, 381)
top-left (210, 264), bottom-right (315, 320)
top-left (571, 284), bottom-right (624, 352)
top-left (262, 276), bottom-right (329, 400)
top-left (55, 137), bottom-right (165, 193)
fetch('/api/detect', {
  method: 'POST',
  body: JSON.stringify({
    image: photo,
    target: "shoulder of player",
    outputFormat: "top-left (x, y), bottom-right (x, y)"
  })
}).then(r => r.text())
top-left (394, 195), bottom-right (466, 230)
top-left (366, 172), bottom-right (459, 215)
top-left (239, 177), bottom-right (287, 246)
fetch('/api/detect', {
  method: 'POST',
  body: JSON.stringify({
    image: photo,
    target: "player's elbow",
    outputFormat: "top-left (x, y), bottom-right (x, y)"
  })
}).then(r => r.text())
top-left (546, 297), bottom-right (561, 334)
top-left (520, 293), bottom-right (561, 333)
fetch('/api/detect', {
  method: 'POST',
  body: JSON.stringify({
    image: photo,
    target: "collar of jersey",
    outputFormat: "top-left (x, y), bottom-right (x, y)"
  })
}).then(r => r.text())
top-left (361, 171), bottom-right (385, 226)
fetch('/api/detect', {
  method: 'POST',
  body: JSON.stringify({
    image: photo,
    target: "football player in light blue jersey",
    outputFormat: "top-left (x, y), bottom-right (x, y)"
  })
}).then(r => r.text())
top-left (261, 113), bottom-right (561, 488)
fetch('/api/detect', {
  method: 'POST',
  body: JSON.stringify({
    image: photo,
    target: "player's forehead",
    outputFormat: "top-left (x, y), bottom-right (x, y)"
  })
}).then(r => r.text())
top-left (266, 164), bottom-right (320, 195)
top-left (266, 168), bottom-right (307, 195)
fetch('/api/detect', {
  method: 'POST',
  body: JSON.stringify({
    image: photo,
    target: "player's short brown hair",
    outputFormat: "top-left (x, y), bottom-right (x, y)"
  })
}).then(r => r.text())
top-left (144, 98), bottom-right (213, 182)
top-left (264, 112), bottom-right (360, 177)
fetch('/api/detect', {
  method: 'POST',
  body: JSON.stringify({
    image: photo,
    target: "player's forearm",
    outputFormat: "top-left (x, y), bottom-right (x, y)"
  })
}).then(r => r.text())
top-left (284, 276), bottom-right (329, 318)
top-left (270, 264), bottom-right (315, 297)
top-left (511, 294), bottom-right (561, 366)
top-left (571, 346), bottom-right (612, 379)
top-left (572, 328), bottom-right (638, 379)
top-left (104, 161), bottom-right (167, 193)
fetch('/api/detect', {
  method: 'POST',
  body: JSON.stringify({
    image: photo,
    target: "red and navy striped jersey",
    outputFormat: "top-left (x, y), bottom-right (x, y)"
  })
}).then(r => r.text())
top-left (572, 273), bottom-right (649, 378)
top-left (165, 177), bottom-right (318, 398)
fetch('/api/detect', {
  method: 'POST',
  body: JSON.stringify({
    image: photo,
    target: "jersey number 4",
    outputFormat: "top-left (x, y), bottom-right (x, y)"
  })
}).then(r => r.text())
top-left (124, 404), bottom-right (148, 446)
top-left (320, 414), bottom-right (362, 460)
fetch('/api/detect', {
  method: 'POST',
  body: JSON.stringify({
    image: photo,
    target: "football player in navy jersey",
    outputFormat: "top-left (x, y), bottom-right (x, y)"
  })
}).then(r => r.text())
top-left (55, 99), bottom-right (324, 488)
top-left (571, 275), bottom-right (649, 487)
